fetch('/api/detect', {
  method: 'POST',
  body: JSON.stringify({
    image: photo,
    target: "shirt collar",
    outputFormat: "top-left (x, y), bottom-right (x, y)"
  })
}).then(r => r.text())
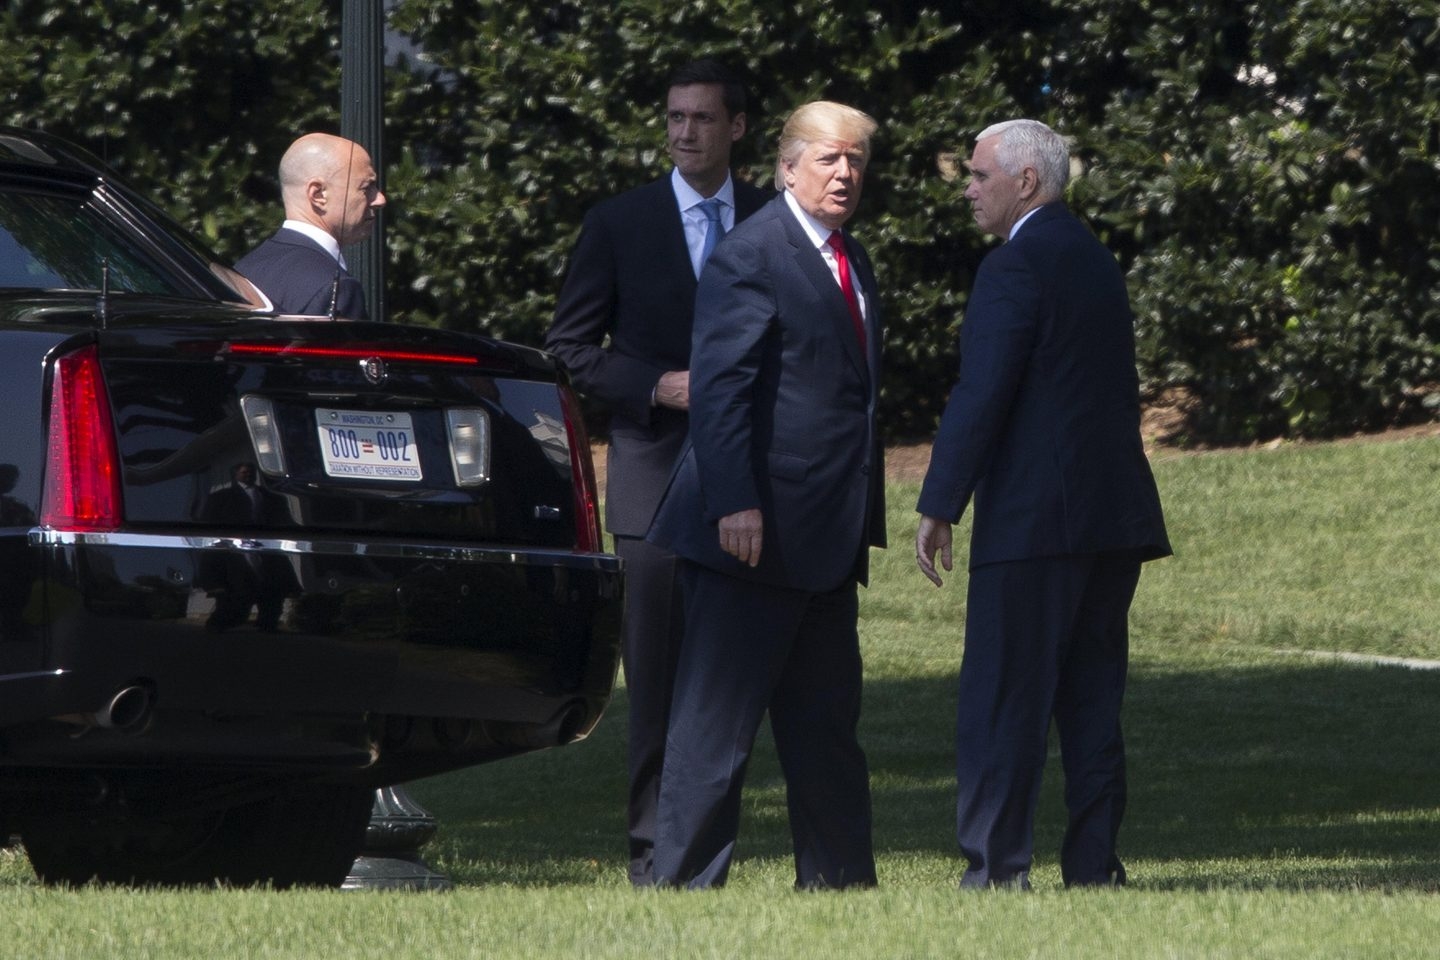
top-left (1008, 205), bottom-right (1043, 241)
top-left (781, 189), bottom-right (839, 249)
top-left (671, 168), bottom-right (735, 214)
top-left (282, 219), bottom-right (344, 264)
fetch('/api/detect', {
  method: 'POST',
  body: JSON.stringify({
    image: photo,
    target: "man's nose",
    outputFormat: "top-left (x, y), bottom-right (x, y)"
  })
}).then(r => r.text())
top-left (373, 190), bottom-right (387, 208)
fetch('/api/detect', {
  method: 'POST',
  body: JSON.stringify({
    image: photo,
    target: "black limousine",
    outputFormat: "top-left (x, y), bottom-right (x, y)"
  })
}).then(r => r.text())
top-left (0, 129), bottom-right (622, 887)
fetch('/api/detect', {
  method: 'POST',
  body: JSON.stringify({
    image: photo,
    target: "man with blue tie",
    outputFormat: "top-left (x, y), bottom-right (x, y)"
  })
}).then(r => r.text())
top-left (915, 119), bottom-right (1171, 889)
top-left (649, 100), bottom-right (885, 889)
top-left (544, 59), bottom-right (768, 886)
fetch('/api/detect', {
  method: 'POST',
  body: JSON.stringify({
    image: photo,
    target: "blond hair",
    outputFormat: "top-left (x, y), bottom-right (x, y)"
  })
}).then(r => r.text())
top-left (774, 101), bottom-right (878, 190)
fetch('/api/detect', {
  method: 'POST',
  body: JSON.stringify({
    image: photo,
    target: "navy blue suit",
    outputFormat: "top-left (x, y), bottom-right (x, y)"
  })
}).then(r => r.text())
top-left (648, 194), bottom-right (885, 888)
top-left (235, 227), bottom-right (367, 319)
top-left (545, 175), bottom-right (767, 885)
top-left (917, 201), bottom-right (1170, 887)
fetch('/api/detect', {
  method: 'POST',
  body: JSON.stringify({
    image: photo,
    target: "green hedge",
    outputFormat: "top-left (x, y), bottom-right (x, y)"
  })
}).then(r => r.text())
top-left (3, 0), bottom-right (1437, 443)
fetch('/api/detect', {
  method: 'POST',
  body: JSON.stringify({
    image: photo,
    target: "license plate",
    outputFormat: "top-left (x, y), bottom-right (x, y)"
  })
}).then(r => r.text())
top-left (316, 408), bottom-right (422, 481)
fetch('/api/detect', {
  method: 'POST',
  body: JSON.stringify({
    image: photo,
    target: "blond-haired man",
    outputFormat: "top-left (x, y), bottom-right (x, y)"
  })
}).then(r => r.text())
top-left (648, 100), bottom-right (886, 889)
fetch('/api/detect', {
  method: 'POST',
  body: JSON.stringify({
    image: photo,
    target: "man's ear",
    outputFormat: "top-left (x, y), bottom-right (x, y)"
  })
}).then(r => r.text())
top-left (1017, 166), bottom-right (1040, 201)
top-left (305, 177), bottom-right (327, 211)
top-left (730, 111), bottom-right (747, 142)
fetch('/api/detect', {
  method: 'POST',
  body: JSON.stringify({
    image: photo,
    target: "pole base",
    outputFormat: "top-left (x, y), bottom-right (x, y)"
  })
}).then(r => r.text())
top-left (341, 852), bottom-right (451, 891)
top-left (341, 785), bottom-right (452, 891)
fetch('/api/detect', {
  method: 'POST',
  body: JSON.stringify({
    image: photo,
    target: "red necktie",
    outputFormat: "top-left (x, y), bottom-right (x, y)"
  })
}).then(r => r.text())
top-left (827, 231), bottom-right (866, 351)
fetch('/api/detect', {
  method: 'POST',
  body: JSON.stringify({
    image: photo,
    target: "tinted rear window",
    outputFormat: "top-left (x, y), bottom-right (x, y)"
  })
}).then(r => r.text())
top-left (0, 188), bottom-right (194, 296)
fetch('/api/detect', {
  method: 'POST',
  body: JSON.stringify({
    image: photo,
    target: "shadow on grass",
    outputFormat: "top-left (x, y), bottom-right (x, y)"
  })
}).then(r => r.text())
top-left (1120, 658), bottom-right (1440, 891)
top-left (410, 657), bottom-right (1440, 891)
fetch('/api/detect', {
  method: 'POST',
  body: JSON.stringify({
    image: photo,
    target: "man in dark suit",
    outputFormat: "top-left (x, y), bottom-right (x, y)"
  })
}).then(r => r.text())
top-left (544, 59), bottom-right (768, 887)
top-left (235, 134), bottom-right (430, 883)
top-left (915, 119), bottom-right (1171, 889)
top-left (648, 100), bottom-right (885, 889)
top-left (235, 132), bottom-right (385, 318)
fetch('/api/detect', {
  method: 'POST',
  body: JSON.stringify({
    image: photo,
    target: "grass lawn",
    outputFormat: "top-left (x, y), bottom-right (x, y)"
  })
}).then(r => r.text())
top-left (4, 434), bottom-right (1439, 958)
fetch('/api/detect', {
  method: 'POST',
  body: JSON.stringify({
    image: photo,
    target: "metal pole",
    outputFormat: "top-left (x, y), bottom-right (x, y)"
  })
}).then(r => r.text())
top-left (340, 0), bottom-right (385, 321)
top-left (338, 0), bottom-right (447, 891)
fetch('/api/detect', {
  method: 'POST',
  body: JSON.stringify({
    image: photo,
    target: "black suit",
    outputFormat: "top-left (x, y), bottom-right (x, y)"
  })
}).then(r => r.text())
top-left (545, 174), bottom-right (767, 885)
top-left (235, 227), bottom-right (367, 319)
top-left (917, 201), bottom-right (1170, 887)
top-left (648, 194), bottom-right (885, 888)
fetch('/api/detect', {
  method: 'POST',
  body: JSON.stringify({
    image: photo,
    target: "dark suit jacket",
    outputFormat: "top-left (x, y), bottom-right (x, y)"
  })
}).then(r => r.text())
top-left (545, 176), bottom-right (768, 537)
top-left (234, 228), bottom-right (368, 319)
top-left (916, 201), bottom-right (1170, 567)
top-left (649, 194), bottom-right (887, 593)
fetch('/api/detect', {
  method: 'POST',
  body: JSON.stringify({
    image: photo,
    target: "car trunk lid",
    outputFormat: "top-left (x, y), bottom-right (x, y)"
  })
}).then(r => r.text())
top-left (84, 319), bottom-right (594, 550)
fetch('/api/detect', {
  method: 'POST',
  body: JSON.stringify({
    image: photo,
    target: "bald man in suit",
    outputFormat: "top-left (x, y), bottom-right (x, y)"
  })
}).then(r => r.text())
top-left (236, 132), bottom-right (384, 318)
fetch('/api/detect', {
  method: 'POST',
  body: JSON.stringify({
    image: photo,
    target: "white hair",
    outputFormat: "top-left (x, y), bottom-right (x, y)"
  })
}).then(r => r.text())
top-left (976, 119), bottom-right (1069, 201)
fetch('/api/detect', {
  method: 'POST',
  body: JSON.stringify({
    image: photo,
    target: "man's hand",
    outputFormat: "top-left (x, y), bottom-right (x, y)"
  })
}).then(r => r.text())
top-left (916, 514), bottom-right (953, 587)
top-left (719, 508), bottom-right (763, 567)
top-left (654, 370), bottom-right (690, 410)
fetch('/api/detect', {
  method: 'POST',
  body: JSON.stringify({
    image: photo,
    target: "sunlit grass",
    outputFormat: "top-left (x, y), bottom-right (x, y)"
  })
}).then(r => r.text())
top-left (2, 436), bottom-right (1439, 958)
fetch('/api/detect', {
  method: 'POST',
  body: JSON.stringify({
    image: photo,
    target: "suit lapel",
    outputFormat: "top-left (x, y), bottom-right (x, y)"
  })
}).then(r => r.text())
top-left (659, 178), bottom-right (765, 284)
top-left (781, 213), bottom-right (870, 384)
top-left (847, 239), bottom-right (882, 387)
top-left (643, 178), bottom-right (698, 288)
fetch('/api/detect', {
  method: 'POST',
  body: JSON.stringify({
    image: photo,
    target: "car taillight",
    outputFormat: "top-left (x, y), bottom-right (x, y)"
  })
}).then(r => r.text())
top-left (41, 344), bottom-right (122, 530)
top-left (558, 383), bottom-right (603, 553)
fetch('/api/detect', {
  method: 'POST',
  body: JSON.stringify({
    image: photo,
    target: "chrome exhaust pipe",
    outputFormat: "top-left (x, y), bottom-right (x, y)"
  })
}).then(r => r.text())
top-left (92, 684), bottom-right (153, 733)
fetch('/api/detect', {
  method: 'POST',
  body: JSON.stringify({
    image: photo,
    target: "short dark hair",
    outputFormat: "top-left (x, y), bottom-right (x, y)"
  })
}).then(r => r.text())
top-left (667, 58), bottom-right (747, 118)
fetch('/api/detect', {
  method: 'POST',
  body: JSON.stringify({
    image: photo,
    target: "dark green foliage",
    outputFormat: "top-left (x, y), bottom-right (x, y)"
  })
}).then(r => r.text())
top-left (1068, 0), bottom-right (1440, 441)
top-left (378, 0), bottom-right (974, 437)
top-left (0, 0), bottom-right (343, 262)
top-left (3, 0), bottom-right (1437, 443)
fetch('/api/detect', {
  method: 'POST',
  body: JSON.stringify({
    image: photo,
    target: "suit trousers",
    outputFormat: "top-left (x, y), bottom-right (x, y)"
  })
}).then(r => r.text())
top-left (955, 553), bottom-right (1141, 888)
top-left (653, 560), bottom-right (877, 889)
top-left (613, 534), bottom-right (685, 886)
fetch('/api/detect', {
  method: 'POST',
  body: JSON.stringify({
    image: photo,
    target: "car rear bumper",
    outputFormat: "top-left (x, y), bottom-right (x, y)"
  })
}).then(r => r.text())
top-left (2, 529), bottom-right (622, 784)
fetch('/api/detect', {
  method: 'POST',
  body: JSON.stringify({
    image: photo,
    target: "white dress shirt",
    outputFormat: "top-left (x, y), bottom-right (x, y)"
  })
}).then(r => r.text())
top-left (282, 219), bottom-right (347, 269)
top-left (781, 189), bottom-right (868, 320)
top-left (672, 168), bottom-right (737, 278)
top-left (1008, 206), bottom-right (1042, 241)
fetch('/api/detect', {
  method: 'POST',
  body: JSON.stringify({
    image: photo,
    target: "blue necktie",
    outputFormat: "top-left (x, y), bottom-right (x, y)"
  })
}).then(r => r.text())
top-left (698, 198), bottom-right (726, 273)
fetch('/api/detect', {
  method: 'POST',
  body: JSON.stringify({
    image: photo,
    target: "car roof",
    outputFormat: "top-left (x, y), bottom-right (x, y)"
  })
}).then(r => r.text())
top-left (0, 127), bottom-right (113, 182)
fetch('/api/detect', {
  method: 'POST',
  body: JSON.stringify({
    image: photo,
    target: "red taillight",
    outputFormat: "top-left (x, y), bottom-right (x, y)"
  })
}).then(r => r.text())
top-left (42, 344), bottom-right (122, 530)
top-left (223, 342), bottom-right (486, 366)
top-left (558, 383), bottom-right (603, 553)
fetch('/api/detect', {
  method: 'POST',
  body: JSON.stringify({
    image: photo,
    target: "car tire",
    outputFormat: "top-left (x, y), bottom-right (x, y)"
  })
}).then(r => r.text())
top-left (23, 781), bottom-right (374, 888)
